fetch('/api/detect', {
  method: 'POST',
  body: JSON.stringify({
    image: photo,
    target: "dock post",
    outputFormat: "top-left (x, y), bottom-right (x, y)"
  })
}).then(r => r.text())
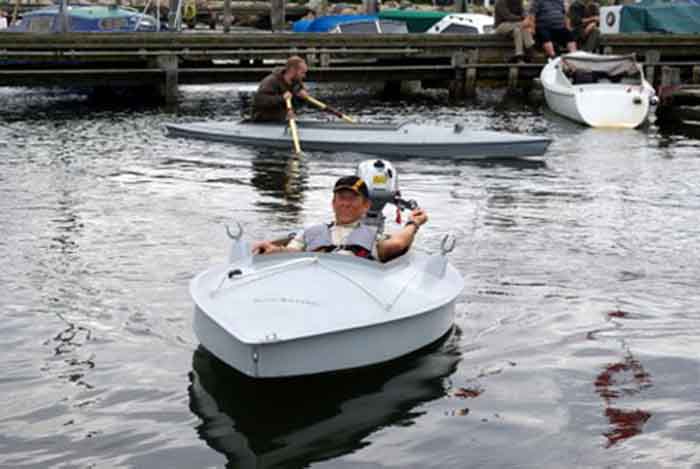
top-left (449, 51), bottom-right (466, 100)
top-left (271, 0), bottom-right (285, 31)
top-left (693, 65), bottom-right (700, 85)
top-left (464, 49), bottom-right (478, 99)
top-left (644, 50), bottom-right (660, 86)
top-left (223, 0), bottom-right (232, 32)
top-left (156, 55), bottom-right (179, 105)
top-left (658, 66), bottom-right (681, 107)
top-left (507, 65), bottom-right (519, 93)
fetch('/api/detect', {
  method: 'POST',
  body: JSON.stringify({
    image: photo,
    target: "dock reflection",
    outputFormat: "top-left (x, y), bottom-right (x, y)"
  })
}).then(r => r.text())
top-left (188, 330), bottom-right (461, 469)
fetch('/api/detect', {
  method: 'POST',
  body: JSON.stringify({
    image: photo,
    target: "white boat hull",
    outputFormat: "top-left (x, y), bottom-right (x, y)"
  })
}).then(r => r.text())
top-left (194, 299), bottom-right (455, 378)
top-left (541, 52), bottom-right (657, 128)
top-left (191, 250), bottom-right (464, 378)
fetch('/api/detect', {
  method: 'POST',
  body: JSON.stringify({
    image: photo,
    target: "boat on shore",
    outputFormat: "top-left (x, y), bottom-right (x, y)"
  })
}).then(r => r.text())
top-left (165, 120), bottom-right (551, 159)
top-left (190, 159), bottom-right (464, 378)
top-left (540, 51), bottom-right (657, 128)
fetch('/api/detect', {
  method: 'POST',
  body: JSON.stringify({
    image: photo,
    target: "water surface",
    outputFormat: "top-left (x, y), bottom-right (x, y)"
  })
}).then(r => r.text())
top-left (1, 85), bottom-right (699, 469)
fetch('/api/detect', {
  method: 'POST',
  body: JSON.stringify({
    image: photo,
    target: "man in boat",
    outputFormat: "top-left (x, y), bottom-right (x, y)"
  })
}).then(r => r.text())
top-left (251, 56), bottom-right (310, 122)
top-left (252, 175), bottom-right (428, 262)
top-left (494, 0), bottom-right (535, 63)
top-left (568, 0), bottom-right (601, 52)
top-left (527, 0), bottom-right (577, 59)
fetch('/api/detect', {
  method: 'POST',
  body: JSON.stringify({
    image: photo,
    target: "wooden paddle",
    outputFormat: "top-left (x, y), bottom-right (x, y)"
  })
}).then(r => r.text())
top-left (304, 95), bottom-right (357, 124)
top-left (285, 95), bottom-right (302, 154)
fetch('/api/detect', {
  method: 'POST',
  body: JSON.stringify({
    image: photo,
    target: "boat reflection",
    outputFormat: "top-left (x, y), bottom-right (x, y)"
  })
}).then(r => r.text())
top-left (188, 329), bottom-right (461, 468)
top-left (250, 149), bottom-right (308, 224)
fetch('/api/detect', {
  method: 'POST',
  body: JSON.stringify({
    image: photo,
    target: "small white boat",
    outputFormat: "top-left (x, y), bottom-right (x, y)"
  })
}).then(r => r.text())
top-left (540, 51), bottom-right (658, 128)
top-left (190, 160), bottom-right (464, 378)
top-left (427, 13), bottom-right (494, 35)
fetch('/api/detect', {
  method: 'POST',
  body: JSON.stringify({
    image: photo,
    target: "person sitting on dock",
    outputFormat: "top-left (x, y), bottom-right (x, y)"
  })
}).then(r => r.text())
top-left (251, 55), bottom-right (310, 122)
top-left (252, 175), bottom-right (428, 262)
top-left (494, 0), bottom-right (535, 63)
top-left (528, 0), bottom-right (577, 59)
top-left (568, 0), bottom-right (601, 53)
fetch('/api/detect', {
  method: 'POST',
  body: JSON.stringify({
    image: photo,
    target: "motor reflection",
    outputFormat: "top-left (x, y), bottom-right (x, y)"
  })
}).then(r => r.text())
top-left (188, 329), bottom-right (461, 469)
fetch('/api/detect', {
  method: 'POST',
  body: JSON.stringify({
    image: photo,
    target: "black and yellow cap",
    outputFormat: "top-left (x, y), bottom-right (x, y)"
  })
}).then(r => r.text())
top-left (333, 176), bottom-right (369, 199)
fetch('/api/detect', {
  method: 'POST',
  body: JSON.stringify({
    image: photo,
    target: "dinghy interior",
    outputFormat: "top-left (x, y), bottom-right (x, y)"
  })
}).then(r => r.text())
top-left (190, 159), bottom-right (465, 378)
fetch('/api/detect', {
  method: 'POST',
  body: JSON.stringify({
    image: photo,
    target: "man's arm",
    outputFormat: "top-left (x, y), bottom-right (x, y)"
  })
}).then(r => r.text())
top-left (252, 232), bottom-right (305, 255)
top-left (376, 209), bottom-right (428, 262)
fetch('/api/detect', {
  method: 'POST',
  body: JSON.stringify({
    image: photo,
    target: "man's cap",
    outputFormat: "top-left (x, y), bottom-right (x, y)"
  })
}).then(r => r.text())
top-left (333, 176), bottom-right (369, 199)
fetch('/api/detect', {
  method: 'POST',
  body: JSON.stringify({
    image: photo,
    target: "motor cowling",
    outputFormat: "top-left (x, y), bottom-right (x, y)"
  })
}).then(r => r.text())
top-left (357, 159), bottom-right (399, 216)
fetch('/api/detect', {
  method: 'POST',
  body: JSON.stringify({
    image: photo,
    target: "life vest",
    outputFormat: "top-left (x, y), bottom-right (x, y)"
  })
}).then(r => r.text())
top-left (303, 223), bottom-right (378, 260)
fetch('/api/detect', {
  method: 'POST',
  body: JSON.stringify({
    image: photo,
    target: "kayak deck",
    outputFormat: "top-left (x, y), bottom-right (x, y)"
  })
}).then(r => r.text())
top-left (166, 120), bottom-right (551, 159)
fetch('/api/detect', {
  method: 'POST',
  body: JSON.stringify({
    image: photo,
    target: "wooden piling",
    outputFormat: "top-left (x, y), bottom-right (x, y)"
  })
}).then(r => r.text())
top-left (644, 50), bottom-right (660, 86)
top-left (270, 0), bottom-right (285, 31)
top-left (465, 50), bottom-right (479, 99)
top-left (507, 66), bottom-right (519, 93)
top-left (223, 0), bottom-right (232, 33)
top-left (156, 55), bottom-right (179, 105)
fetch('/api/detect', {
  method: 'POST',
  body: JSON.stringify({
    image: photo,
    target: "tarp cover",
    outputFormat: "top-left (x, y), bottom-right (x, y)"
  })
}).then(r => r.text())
top-left (621, 1), bottom-right (700, 33)
top-left (561, 54), bottom-right (640, 77)
top-left (292, 14), bottom-right (378, 32)
top-left (378, 9), bottom-right (448, 32)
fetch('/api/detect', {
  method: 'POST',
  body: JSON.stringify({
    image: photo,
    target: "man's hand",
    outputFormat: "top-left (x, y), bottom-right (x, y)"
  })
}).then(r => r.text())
top-left (283, 91), bottom-right (293, 101)
top-left (252, 241), bottom-right (282, 255)
top-left (296, 88), bottom-right (310, 100)
top-left (409, 208), bottom-right (428, 228)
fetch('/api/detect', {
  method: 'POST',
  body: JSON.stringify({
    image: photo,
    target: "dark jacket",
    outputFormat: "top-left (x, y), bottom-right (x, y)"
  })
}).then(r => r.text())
top-left (568, 0), bottom-right (600, 35)
top-left (251, 68), bottom-right (304, 122)
top-left (494, 0), bottom-right (524, 27)
top-left (529, 0), bottom-right (567, 30)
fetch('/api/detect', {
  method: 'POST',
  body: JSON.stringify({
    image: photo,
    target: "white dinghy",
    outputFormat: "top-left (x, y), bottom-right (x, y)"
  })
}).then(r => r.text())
top-left (540, 51), bottom-right (658, 128)
top-left (190, 160), bottom-right (464, 378)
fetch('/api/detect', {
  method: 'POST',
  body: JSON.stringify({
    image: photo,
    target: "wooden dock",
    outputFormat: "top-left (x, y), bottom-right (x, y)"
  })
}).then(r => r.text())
top-left (1, 32), bottom-right (700, 103)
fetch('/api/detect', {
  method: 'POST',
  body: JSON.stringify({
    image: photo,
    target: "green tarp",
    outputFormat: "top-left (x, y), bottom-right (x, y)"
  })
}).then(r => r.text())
top-left (378, 9), bottom-right (448, 32)
top-left (621, 2), bottom-right (700, 33)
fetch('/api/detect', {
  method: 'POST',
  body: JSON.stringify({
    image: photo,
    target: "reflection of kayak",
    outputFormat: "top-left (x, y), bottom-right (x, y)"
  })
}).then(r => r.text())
top-left (188, 333), bottom-right (460, 467)
top-left (540, 52), bottom-right (657, 128)
top-left (165, 120), bottom-right (551, 159)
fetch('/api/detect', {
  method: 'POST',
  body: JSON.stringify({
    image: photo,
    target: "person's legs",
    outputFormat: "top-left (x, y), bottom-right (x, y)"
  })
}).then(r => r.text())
top-left (536, 28), bottom-right (556, 58)
top-left (583, 26), bottom-right (600, 52)
top-left (496, 22), bottom-right (524, 57)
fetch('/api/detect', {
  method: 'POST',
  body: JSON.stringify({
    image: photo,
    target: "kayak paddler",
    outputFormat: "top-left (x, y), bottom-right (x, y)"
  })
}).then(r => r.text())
top-left (251, 56), bottom-right (310, 122)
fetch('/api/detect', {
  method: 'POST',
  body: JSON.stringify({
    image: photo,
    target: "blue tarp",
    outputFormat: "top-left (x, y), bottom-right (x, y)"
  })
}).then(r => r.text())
top-left (292, 14), bottom-right (378, 32)
top-left (621, 1), bottom-right (700, 33)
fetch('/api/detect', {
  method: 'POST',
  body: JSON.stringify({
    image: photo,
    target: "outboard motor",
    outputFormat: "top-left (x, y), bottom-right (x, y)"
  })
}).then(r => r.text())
top-left (357, 159), bottom-right (417, 232)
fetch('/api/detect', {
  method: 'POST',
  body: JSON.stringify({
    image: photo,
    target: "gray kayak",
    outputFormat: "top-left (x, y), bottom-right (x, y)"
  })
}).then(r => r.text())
top-left (165, 120), bottom-right (551, 158)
